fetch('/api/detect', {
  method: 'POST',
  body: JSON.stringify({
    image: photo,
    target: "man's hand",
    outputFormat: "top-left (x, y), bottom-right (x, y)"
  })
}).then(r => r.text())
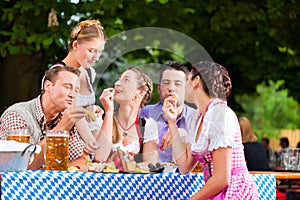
top-left (162, 95), bottom-right (177, 123)
top-left (84, 105), bottom-right (104, 122)
top-left (56, 106), bottom-right (86, 131)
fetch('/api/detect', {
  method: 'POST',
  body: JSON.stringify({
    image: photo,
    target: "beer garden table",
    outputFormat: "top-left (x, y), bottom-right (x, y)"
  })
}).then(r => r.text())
top-left (0, 170), bottom-right (275, 199)
top-left (250, 171), bottom-right (300, 179)
top-left (250, 171), bottom-right (300, 194)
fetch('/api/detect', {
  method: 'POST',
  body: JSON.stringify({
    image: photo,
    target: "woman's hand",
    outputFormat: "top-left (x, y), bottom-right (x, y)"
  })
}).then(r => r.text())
top-left (160, 129), bottom-right (171, 150)
top-left (99, 88), bottom-right (115, 112)
top-left (83, 141), bottom-right (100, 154)
top-left (162, 96), bottom-right (177, 123)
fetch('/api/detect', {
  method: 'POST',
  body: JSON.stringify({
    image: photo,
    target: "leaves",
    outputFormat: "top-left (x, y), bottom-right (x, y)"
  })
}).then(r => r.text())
top-left (236, 80), bottom-right (300, 139)
top-left (0, 0), bottom-right (300, 116)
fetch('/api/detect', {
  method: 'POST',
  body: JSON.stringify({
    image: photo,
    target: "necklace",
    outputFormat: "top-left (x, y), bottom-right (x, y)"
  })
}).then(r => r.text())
top-left (115, 116), bottom-right (136, 137)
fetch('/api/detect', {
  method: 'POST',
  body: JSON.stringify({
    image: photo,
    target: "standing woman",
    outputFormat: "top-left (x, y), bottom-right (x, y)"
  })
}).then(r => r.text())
top-left (162, 61), bottom-right (258, 199)
top-left (63, 19), bottom-right (106, 136)
top-left (50, 19), bottom-right (106, 168)
top-left (94, 67), bottom-right (159, 167)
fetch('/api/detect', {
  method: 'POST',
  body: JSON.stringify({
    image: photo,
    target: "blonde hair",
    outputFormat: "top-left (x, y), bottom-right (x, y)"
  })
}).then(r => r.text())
top-left (239, 117), bottom-right (257, 143)
top-left (68, 19), bottom-right (106, 51)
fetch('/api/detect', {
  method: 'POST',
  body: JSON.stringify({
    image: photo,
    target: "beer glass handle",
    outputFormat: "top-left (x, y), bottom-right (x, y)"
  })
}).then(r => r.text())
top-left (21, 143), bottom-right (37, 157)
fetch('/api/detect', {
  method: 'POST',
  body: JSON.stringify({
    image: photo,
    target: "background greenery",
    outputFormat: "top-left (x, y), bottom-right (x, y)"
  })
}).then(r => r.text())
top-left (1, 0), bottom-right (300, 139)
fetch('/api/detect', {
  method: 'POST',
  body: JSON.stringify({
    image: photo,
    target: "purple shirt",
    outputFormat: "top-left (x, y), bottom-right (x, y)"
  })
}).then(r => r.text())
top-left (140, 102), bottom-right (197, 162)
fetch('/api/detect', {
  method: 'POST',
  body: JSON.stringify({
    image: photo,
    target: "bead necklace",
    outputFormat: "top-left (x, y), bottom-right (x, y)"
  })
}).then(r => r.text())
top-left (115, 116), bottom-right (136, 137)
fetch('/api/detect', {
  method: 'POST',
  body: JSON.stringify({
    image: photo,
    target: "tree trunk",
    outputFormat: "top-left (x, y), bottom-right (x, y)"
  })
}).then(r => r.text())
top-left (0, 53), bottom-right (42, 113)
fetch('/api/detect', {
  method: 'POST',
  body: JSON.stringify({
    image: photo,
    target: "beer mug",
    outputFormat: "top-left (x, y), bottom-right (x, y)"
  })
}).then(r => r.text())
top-left (7, 129), bottom-right (30, 143)
top-left (45, 130), bottom-right (69, 170)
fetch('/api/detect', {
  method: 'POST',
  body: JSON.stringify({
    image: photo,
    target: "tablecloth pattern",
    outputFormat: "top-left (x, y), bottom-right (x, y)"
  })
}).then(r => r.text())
top-left (1, 171), bottom-right (275, 200)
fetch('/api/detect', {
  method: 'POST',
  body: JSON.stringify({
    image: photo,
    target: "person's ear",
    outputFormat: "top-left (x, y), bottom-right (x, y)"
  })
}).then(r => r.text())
top-left (72, 40), bottom-right (79, 50)
top-left (134, 90), bottom-right (145, 100)
top-left (43, 80), bottom-right (53, 92)
top-left (192, 76), bottom-right (200, 89)
top-left (158, 84), bottom-right (161, 93)
top-left (139, 90), bottom-right (146, 98)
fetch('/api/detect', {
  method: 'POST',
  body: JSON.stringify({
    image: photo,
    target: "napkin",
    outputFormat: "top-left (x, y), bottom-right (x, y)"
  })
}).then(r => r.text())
top-left (0, 140), bottom-right (41, 154)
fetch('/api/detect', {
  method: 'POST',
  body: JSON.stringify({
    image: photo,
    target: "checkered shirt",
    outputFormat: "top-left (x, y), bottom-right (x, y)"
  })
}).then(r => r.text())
top-left (0, 96), bottom-right (84, 161)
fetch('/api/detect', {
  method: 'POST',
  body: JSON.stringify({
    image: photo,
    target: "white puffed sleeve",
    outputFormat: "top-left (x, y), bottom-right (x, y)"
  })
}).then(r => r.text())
top-left (203, 101), bottom-right (236, 151)
top-left (143, 117), bottom-right (158, 143)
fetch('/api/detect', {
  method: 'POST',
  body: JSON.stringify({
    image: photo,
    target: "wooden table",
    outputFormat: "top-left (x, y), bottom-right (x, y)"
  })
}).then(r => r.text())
top-left (250, 171), bottom-right (300, 179)
top-left (250, 171), bottom-right (300, 194)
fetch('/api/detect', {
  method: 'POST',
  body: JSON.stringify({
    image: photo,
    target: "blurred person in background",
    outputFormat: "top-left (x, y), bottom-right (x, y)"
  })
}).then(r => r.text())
top-left (277, 137), bottom-right (290, 166)
top-left (261, 137), bottom-right (278, 170)
top-left (239, 117), bottom-right (269, 171)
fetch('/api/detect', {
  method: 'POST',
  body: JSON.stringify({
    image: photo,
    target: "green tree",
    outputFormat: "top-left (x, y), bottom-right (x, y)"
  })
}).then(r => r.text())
top-left (236, 80), bottom-right (300, 139)
top-left (1, 0), bottom-right (300, 113)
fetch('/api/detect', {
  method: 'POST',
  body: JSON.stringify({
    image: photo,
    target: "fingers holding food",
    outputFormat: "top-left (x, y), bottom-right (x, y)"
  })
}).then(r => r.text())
top-left (99, 88), bottom-right (115, 111)
top-left (84, 108), bottom-right (97, 122)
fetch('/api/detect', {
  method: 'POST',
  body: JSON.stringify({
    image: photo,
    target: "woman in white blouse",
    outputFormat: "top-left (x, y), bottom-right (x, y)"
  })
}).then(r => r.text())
top-left (94, 67), bottom-right (159, 167)
top-left (162, 61), bottom-right (258, 199)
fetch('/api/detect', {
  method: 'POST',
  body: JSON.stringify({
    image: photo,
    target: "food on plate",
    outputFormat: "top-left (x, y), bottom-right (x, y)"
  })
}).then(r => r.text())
top-left (68, 166), bottom-right (80, 172)
top-left (85, 160), bottom-right (93, 166)
top-left (103, 162), bottom-right (119, 173)
top-left (161, 162), bottom-right (176, 167)
top-left (127, 162), bottom-right (137, 172)
top-left (88, 163), bottom-right (105, 172)
top-left (135, 167), bottom-right (149, 173)
top-left (85, 148), bottom-right (159, 173)
top-left (112, 147), bottom-right (139, 172)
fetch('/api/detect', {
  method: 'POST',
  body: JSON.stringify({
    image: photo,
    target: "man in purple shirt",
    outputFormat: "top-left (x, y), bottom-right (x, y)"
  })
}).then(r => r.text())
top-left (140, 61), bottom-right (197, 163)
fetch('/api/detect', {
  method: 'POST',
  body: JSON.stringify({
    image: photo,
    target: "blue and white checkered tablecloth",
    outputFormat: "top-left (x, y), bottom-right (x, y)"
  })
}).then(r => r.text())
top-left (0, 171), bottom-right (275, 200)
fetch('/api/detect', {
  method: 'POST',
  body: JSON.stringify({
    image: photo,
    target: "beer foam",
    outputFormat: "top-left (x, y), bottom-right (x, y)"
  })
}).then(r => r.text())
top-left (47, 134), bottom-right (69, 137)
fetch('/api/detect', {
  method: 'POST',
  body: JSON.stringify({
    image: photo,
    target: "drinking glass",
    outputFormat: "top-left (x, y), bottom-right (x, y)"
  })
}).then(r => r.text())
top-left (45, 130), bottom-right (69, 170)
top-left (280, 150), bottom-right (289, 170)
top-left (286, 148), bottom-right (299, 171)
top-left (7, 129), bottom-right (30, 143)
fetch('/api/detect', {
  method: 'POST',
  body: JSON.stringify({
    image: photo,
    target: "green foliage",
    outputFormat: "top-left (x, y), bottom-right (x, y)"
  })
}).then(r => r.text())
top-left (0, 0), bottom-right (124, 67)
top-left (1, 0), bottom-right (300, 111)
top-left (236, 80), bottom-right (300, 139)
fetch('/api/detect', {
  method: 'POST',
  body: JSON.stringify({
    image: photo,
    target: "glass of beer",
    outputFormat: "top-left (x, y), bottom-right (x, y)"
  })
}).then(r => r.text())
top-left (45, 130), bottom-right (69, 171)
top-left (7, 129), bottom-right (30, 143)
